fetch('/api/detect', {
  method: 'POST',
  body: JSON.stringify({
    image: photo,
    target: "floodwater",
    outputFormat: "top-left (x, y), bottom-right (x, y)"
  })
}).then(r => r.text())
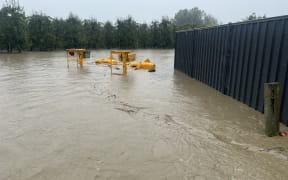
top-left (0, 50), bottom-right (288, 180)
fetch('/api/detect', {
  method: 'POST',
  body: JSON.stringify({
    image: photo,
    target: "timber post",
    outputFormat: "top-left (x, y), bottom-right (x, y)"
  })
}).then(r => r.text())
top-left (264, 82), bottom-right (280, 137)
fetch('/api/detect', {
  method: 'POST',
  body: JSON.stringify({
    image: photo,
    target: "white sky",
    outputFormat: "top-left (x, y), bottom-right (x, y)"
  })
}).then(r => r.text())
top-left (2, 0), bottom-right (288, 23)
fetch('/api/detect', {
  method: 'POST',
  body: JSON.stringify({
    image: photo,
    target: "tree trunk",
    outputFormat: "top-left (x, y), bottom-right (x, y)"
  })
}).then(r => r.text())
top-left (7, 43), bottom-right (12, 53)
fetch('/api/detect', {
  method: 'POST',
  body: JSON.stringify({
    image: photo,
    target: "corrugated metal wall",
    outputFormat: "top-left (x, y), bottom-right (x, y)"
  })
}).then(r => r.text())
top-left (174, 16), bottom-right (288, 125)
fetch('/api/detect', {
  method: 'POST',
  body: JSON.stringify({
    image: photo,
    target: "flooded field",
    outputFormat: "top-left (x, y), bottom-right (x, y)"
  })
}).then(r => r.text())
top-left (0, 50), bottom-right (288, 180)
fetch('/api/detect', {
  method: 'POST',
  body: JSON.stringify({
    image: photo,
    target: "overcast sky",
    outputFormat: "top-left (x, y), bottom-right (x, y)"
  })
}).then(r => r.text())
top-left (2, 0), bottom-right (288, 23)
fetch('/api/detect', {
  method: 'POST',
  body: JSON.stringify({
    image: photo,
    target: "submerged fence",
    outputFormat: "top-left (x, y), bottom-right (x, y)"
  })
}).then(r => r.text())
top-left (174, 15), bottom-right (288, 125)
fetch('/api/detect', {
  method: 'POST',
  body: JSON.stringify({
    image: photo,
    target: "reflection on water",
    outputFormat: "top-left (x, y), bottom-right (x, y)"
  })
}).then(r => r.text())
top-left (0, 50), bottom-right (288, 180)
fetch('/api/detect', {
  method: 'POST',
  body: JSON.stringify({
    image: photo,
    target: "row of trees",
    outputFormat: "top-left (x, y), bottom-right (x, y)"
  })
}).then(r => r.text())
top-left (0, 0), bottom-right (26, 52)
top-left (174, 8), bottom-right (218, 30)
top-left (0, 0), bottom-right (219, 53)
top-left (244, 12), bottom-right (266, 21)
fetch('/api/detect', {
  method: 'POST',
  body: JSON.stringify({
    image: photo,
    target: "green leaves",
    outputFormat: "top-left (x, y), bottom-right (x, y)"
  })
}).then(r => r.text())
top-left (174, 7), bottom-right (218, 30)
top-left (28, 13), bottom-right (55, 51)
top-left (0, 0), bottom-right (26, 52)
top-left (0, 2), bottom-right (219, 52)
top-left (116, 16), bottom-right (137, 49)
top-left (103, 21), bottom-right (116, 48)
top-left (243, 13), bottom-right (266, 21)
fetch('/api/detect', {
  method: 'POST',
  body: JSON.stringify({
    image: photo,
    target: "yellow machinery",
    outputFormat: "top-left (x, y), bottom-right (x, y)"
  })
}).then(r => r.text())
top-left (95, 50), bottom-right (135, 75)
top-left (128, 53), bottom-right (136, 61)
top-left (95, 56), bottom-right (117, 64)
top-left (66, 49), bottom-right (89, 67)
top-left (95, 52), bottom-right (135, 65)
top-left (95, 50), bottom-right (155, 74)
top-left (130, 59), bottom-right (155, 70)
top-left (110, 50), bottom-right (131, 75)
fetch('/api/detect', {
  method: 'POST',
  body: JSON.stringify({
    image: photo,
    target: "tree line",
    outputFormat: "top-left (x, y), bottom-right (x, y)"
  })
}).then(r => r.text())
top-left (0, 0), bottom-right (219, 53)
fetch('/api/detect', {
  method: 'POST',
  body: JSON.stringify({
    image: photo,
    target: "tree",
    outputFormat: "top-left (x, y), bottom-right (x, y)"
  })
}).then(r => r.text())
top-left (52, 18), bottom-right (66, 49)
top-left (28, 13), bottom-right (55, 51)
top-left (158, 17), bottom-right (174, 48)
top-left (137, 23), bottom-right (150, 48)
top-left (203, 14), bottom-right (218, 27)
top-left (244, 13), bottom-right (266, 21)
top-left (103, 21), bottom-right (116, 49)
top-left (63, 13), bottom-right (83, 48)
top-left (116, 16), bottom-right (137, 48)
top-left (0, 0), bottom-right (27, 53)
top-left (83, 19), bottom-right (103, 49)
top-left (150, 21), bottom-right (160, 48)
top-left (174, 7), bottom-right (218, 30)
top-left (1, 1), bottom-right (222, 51)
top-left (175, 8), bottom-right (203, 27)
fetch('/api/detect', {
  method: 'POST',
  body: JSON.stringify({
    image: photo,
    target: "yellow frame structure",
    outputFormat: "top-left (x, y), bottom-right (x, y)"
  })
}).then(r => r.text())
top-left (66, 49), bottom-right (86, 68)
top-left (109, 50), bottom-right (131, 75)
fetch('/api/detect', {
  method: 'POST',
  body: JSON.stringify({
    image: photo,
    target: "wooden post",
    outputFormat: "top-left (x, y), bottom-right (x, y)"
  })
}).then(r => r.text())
top-left (264, 82), bottom-right (280, 137)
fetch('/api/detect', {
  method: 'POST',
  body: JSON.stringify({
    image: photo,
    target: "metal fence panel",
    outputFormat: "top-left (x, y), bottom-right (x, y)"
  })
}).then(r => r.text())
top-left (174, 16), bottom-right (288, 125)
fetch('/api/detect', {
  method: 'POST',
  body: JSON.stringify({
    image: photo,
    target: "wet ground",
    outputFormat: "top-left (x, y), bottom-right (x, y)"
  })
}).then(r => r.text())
top-left (0, 50), bottom-right (288, 180)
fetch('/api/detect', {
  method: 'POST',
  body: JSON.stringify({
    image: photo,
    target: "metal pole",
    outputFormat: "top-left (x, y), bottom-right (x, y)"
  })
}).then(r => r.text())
top-left (264, 82), bottom-right (280, 137)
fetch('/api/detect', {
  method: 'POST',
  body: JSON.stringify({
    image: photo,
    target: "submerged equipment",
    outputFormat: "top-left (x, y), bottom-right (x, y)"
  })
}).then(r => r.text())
top-left (130, 59), bottom-right (155, 70)
top-left (94, 50), bottom-right (156, 75)
top-left (66, 49), bottom-right (90, 68)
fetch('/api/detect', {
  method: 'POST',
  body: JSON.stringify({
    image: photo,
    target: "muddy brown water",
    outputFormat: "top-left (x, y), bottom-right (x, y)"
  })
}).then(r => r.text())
top-left (0, 50), bottom-right (288, 180)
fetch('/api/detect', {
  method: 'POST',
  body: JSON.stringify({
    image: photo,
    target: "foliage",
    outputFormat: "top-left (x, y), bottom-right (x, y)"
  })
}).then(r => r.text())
top-left (103, 21), bottom-right (116, 49)
top-left (174, 7), bottom-right (218, 30)
top-left (158, 17), bottom-right (174, 48)
top-left (83, 18), bottom-right (103, 49)
top-left (52, 18), bottom-right (65, 49)
top-left (150, 21), bottom-right (160, 48)
top-left (116, 16), bottom-right (137, 49)
top-left (0, 0), bottom-right (27, 52)
top-left (243, 13), bottom-right (266, 21)
top-left (63, 13), bottom-right (83, 48)
top-left (27, 13), bottom-right (55, 51)
top-left (137, 23), bottom-right (150, 48)
top-left (0, 2), bottom-right (221, 52)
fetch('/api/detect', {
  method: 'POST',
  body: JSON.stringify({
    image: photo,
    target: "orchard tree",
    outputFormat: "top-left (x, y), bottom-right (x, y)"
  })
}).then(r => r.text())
top-left (174, 7), bottom-right (218, 30)
top-left (52, 18), bottom-right (66, 49)
top-left (103, 21), bottom-right (116, 49)
top-left (116, 16), bottom-right (137, 48)
top-left (28, 13), bottom-right (55, 51)
top-left (159, 17), bottom-right (174, 48)
top-left (150, 21), bottom-right (160, 48)
top-left (244, 12), bottom-right (266, 21)
top-left (0, 0), bottom-right (27, 53)
top-left (63, 13), bottom-right (83, 48)
top-left (83, 19), bottom-right (103, 49)
top-left (137, 23), bottom-right (150, 48)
